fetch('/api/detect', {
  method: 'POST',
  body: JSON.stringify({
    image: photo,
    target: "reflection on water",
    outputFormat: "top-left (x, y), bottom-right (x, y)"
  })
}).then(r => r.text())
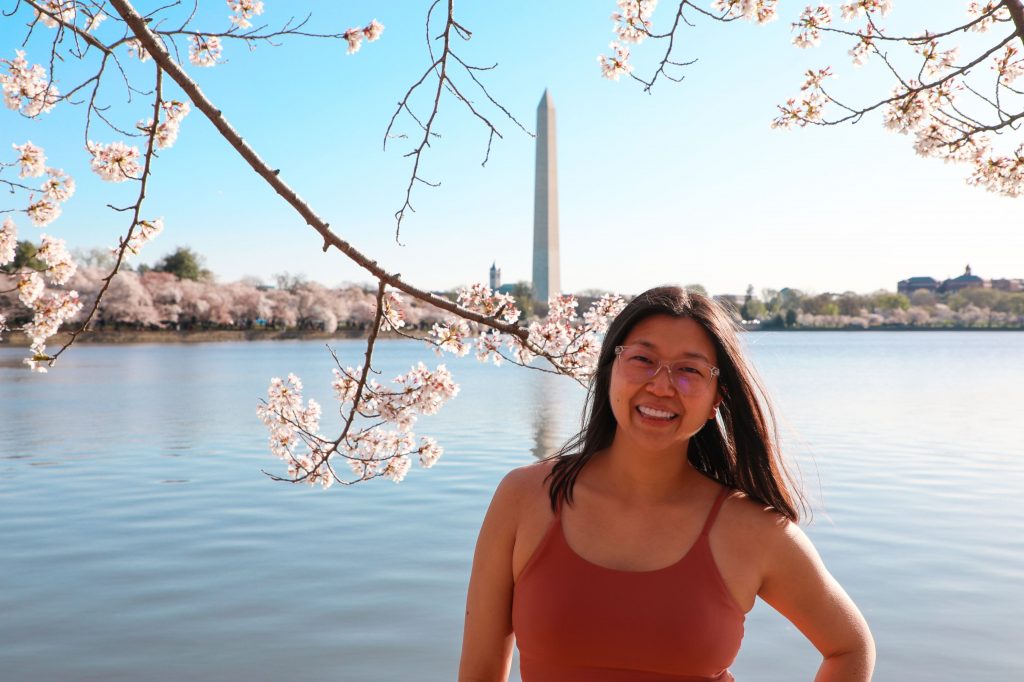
top-left (1, 333), bottom-right (1022, 681)
top-left (530, 370), bottom-right (576, 460)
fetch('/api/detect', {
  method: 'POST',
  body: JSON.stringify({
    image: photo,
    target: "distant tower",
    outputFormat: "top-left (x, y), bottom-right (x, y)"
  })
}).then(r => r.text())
top-left (532, 90), bottom-right (561, 304)
top-left (489, 261), bottom-right (502, 290)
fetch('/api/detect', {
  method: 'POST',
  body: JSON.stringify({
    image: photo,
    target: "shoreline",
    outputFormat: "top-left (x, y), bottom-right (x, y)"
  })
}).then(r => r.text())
top-left (3, 325), bottom-right (1022, 347)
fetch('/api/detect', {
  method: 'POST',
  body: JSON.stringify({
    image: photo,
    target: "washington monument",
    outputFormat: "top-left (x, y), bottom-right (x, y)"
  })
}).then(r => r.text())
top-left (532, 90), bottom-right (560, 304)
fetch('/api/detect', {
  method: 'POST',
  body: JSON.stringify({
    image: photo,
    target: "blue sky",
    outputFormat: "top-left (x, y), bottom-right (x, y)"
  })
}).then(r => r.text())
top-left (3, 0), bottom-right (1021, 297)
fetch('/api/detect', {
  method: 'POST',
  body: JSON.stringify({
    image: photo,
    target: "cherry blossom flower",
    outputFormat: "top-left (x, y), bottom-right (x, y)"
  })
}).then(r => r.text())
top-left (993, 45), bottom-right (1024, 85)
top-left (35, 0), bottom-right (75, 29)
top-left (611, 0), bottom-right (658, 44)
top-left (87, 140), bottom-right (141, 182)
top-left (364, 19), bottom-right (384, 42)
top-left (967, 1), bottom-right (1010, 33)
top-left (418, 436), bottom-right (443, 468)
top-left (17, 272), bottom-right (44, 306)
top-left (13, 141), bottom-right (46, 177)
top-left (915, 39), bottom-right (960, 79)
top-left (189, 35), bottom-right (223, 67)
top-left (257, 373), bottom-right (324, 462)
top-left (429, 319), bottom-right (472, 356)
top-left (711, 0), bottom-right (778, 24)
top-left (41, 167), bottom-right (75, 203)
top-left (801, 67), bottom-right (835, 91)
top-left (125, 38), bottom-right (151, 62)
top-left (22, 289), bottom-right (83, 372)
top-left (25, 197), bottom-right (61, 227)
top-left (380, 289), bottom-right (406, 330)
top-left (0, 314), bottom-right (6, 343)
top-left (849, 29), bottom-right (875, 66)
top-left (228, 0), bottom-right (264, 29)
top-left (840, 0), bottom-right (892, 22)
top-left (343, 20), bottom-right (384, 55)
top-left (123, 217), bottom-right (164, 256)
top-left (0, 51), bottom-right (60, 116)
top-left (37, 234), bottom-right (76, 285)
top-left (792, 5), bottom-right (832, 49)
top-left (139, 100), bottom-right (191, 149)
top-left (599, 41), bottom-right (633, 81)
top-left (968, 146), bottom-right (1024, 197)
top-left (0, 217), bottom-right (16, 266)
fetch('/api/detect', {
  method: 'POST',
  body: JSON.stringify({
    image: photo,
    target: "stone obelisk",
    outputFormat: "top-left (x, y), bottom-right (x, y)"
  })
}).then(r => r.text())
top-left (532, 90), bottom-right (560, 304)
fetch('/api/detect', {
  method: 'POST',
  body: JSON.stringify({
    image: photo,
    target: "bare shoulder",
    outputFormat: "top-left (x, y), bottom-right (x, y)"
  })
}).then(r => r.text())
top-left (715, 489), bottom-right (794, 565)
top-left (493, 459), bottom-right (556, 521)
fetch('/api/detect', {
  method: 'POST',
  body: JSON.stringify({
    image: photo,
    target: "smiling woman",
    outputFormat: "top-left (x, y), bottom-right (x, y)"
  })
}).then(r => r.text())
top-left (458, 286), bottom-right (875, 682)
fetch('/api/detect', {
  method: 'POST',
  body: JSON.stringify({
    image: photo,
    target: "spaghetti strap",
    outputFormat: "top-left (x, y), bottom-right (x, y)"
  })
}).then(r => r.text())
top-left (699, 487), bottom-right (731, 537)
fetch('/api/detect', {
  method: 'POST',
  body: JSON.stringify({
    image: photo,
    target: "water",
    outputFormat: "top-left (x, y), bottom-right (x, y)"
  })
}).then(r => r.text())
top-left (1, 333), bottom-right (1022, 681)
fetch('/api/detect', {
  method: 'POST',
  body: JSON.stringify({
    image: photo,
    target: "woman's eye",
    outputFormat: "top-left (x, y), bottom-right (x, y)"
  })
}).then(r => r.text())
top-left (629, 354), bottom-right (654, 365)
top-left (675, 364), bottom-right (703, 375)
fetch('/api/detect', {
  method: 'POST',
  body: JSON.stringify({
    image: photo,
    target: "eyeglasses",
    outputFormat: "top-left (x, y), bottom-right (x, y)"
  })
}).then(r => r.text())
top-left (614, 345), bottom-right (720, 396)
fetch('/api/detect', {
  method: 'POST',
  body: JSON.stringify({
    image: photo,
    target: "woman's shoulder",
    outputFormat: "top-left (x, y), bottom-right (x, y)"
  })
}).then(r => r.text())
top-left (718, 488), bottom-right (795, 546)
top-left (489, 459), bottom-right (558, 532)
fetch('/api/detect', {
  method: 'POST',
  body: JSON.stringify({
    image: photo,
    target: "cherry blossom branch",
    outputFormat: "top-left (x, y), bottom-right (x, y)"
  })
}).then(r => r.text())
top-left (48, 64), bottom-right (166, 365)
top-left (106, 0), bottom-right (536, 346)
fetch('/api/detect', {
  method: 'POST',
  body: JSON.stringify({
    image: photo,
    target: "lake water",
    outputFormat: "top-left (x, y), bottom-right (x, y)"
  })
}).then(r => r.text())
top-left (1, 332), bottom-right (1022, 681)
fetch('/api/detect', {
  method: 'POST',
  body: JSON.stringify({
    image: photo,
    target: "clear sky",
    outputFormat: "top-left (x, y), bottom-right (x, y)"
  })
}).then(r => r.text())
top-left (3, 1), bottom-right (1021, 297)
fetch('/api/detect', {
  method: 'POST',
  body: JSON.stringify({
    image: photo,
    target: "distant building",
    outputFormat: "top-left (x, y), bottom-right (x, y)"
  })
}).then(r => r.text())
top-left (939, 265), bottom-right (986, 294)
top-left (991, 278), bottom-right (1023, 292)
top-left (897, 276), bottom-right (939, 296)
top-left (489, 262), bottom-right (502, 291)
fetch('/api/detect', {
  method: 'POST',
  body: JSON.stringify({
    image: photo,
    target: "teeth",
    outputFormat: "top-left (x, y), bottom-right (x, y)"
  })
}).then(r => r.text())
top-left (637, 405), bottom-right (677, 420)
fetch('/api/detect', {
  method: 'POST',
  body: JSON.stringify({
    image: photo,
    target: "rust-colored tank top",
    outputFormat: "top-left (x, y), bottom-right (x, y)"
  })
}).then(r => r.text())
top-left (512, 487), bottom-right (744, 682)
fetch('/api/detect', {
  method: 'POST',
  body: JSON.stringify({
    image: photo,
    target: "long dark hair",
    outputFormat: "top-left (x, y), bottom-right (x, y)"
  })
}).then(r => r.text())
top-left (546, 286), bottom-right (804, 522)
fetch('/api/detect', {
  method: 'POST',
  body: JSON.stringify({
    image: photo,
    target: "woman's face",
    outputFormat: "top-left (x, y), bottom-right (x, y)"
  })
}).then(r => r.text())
top-left (607, 314), bottom-right (721, 455)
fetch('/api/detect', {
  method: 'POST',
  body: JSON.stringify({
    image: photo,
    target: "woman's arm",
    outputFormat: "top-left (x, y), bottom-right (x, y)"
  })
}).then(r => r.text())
top-left (758, 519), bottom-right (876, 682)
top-left (457, 472), bottom-right (523, 682)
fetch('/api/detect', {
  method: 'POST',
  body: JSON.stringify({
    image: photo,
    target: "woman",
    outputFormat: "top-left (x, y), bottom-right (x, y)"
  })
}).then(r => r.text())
top-left (458, 286), bottom-right (874, 681)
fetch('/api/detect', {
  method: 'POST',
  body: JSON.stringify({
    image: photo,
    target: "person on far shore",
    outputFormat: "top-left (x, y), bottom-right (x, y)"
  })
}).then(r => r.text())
top-left (459, 285), bottom-right (874, 682)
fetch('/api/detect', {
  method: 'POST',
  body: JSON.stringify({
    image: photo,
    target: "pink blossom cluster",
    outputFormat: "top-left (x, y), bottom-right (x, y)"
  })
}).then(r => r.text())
top-left (598, 41), bottom-right (633, 81)
top-left (40, 167), bottom-right (75, 203)
top-left (611, 0), bottom-right (658, 44)
top-left (228, 0), bottom-right (265, 29)
top-left (189, 35), bottom-right (223, 67)
top-left (848, 27), bottom-right (876, 66)
top-left (34, 0), bottom-right (75, 29)
top-left (257, 373), bottom-right (324, 466)
top-left (710, 0), bottom-right (779, 24)
top-left (343, 19), bottom-right (384, 55)
top-left (993, 45), bottom-right (1024, 86)
top-left (123, 217), bottom-right (164, 257)
top-left (13, 141), bottom-right (46, 177)
top-left (0, 217), bottom-right (16, 265)
top-left (967, 2), bottom-right (1011, 32)
top-left (259, 358), bottom-right (457, 486)
top-left (87, 140), bottom-right (142, 182)
top-left (792, 5), bottom-right (832, 49)
top-left (21, 289), bottom-right (82, 372)
top-left (882, 80), bottom-right (956, 134)
top-left (427, 285), bottom-right (625, 379)
top-left (839, 0), bottom-right (893, 22)
top-left (17, 161), bottom-right (75, 228)
top-left (139, 100), bottom-right (191, 149)
top-left (968, 146), bottom-right (1024, 198)
top-left (1, 50), bottom-right (60, 116)
top-left (915, 39), bottom-right (960, 79)
top-left (37, 234), bottom-right (76, 285)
